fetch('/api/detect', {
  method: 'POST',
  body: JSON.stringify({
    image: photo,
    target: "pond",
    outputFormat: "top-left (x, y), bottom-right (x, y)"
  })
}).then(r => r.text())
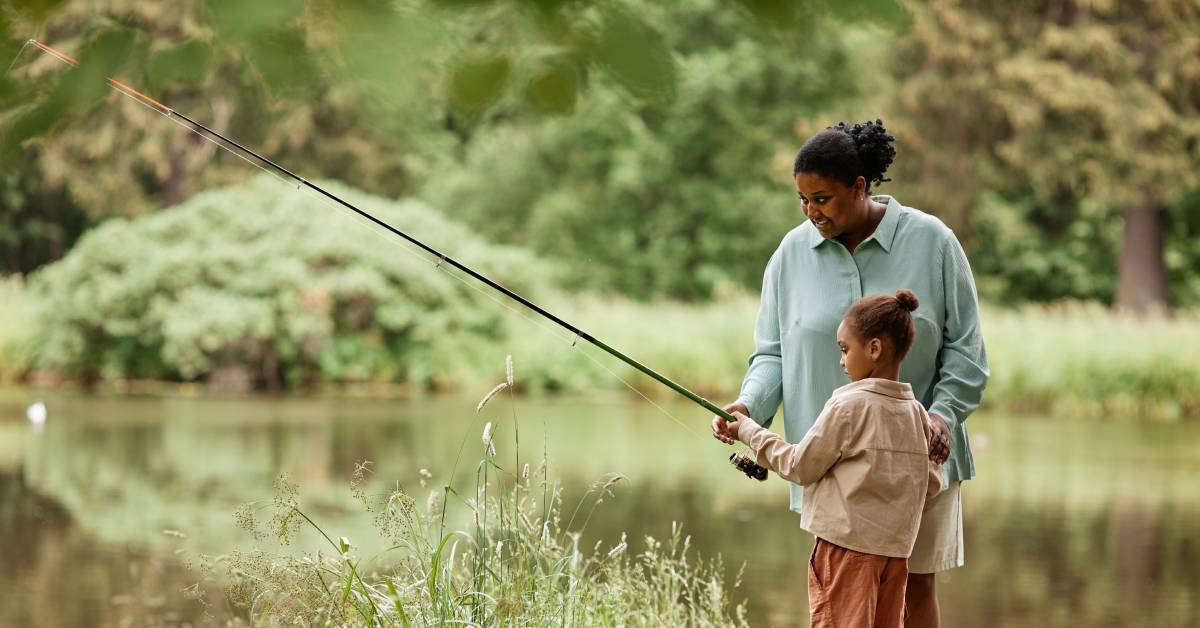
top-left (1, 389), bottom-right (1197, 627)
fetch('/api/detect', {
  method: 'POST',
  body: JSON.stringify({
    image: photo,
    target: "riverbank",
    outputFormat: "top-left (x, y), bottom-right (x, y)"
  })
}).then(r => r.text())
top-left (3, 275), bottom-right (1198, 419)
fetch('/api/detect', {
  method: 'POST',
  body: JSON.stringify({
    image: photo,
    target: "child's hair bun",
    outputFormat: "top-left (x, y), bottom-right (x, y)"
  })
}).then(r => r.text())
top-left (895, 289), bottom-right (919, 312)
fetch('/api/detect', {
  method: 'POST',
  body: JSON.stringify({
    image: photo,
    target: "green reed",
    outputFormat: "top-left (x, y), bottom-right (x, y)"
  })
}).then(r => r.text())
top-left (217, 361), bottom-right (748, 627)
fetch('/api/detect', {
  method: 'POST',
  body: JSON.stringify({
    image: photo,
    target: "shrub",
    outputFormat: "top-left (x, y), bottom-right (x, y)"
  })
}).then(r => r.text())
top-left (30, 175), bottom-right (558, 390)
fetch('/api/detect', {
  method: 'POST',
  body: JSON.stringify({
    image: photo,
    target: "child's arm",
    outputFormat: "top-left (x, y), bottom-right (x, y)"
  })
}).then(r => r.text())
top-left (729, 402), bottom-right (848, 486)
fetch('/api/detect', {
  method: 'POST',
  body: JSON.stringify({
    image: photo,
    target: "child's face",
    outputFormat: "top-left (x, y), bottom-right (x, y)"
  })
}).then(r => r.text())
top-left (836, 320), bottom-right (880, 381)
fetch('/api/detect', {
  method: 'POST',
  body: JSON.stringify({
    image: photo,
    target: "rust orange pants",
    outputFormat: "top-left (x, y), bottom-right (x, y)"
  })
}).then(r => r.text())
top-left (807, 538), bottom-right (909, 628)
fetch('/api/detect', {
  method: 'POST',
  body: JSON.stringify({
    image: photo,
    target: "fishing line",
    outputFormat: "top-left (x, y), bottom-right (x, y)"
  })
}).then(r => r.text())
top-left (13, 40), bottom-right (765, 476)
top-left (109, 75), bottom-right (707, 441)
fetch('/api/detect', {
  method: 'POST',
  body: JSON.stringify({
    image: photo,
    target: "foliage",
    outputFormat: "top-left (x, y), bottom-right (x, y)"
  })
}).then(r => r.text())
top-left (28, 175), bottom-right (557, 389)
top-left (0, 0), bottom-right (446, 273)
top-left (887, 0), bottom-right (1200, 306)
top-left (420, 1), bottom-right (876, 299)
top-left (0, 274), bottom-right (42, 380)
top-left (3, 0), bottom-right (1199, 309)
top-left (982, 302), bottom-right (1200, 420)
top-left (220, 474), bottom-right (747, 626)
top-left (216, 375), bottom-right (749, 626)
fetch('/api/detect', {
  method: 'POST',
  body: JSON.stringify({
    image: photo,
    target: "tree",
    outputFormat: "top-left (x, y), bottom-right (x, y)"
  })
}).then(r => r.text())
top-left (1, 0), bottom-right (464, 271)
top-left (891, 0), bottom-right (1200, 312)
top-left (420, 0), bottom-right (894, 299)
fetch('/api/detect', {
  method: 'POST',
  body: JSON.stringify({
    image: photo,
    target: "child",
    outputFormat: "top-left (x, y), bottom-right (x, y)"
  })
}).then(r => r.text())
top-left (716, 289), bottom-right (942, 628)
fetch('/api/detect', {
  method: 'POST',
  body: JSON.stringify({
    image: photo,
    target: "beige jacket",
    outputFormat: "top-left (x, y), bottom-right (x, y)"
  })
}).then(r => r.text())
top-left (737, 378), bottom-right (943, 558)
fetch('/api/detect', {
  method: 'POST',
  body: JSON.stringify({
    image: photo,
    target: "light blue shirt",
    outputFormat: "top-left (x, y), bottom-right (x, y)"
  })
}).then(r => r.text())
top-left (737, 195), bottom-right (989, 512)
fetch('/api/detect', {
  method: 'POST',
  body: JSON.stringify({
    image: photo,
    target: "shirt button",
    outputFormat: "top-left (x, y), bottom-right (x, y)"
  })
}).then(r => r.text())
top-left (851, 272), bottom-right (859, 279)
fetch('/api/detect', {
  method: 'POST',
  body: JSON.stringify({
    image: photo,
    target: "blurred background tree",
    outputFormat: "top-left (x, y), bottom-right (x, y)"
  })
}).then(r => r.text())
top-left (890, 0), bottom-right (1200, 312)
top-left (2, 0), bottom-right (1198, 313)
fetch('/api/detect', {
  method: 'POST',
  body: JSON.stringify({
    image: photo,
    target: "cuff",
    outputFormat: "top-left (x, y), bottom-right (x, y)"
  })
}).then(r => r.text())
top-left (736, 417), bottom-right (765, 447)
top-left (928, 402), bottom-right (958, 430)
top-left (735, 395), bottom-right (774, 428)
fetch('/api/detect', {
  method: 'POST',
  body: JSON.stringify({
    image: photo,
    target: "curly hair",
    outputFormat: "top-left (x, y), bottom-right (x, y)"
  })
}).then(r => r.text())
top-left (793, 118), bottom-right (897, 193)
top-left (843, 289), bottom-right (920, 360)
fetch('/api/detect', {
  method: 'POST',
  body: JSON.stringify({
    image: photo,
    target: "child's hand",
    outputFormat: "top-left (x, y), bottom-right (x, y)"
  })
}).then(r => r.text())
top-left (711, 410), bottom-right (747, 445)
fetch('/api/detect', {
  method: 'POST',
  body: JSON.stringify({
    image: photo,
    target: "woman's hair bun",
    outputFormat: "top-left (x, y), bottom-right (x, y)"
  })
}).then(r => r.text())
top-left (895, 289), bottom-right (919, 312)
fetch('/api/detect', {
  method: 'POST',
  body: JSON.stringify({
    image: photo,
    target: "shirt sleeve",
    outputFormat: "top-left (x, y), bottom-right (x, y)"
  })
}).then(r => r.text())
top-left (928, 233), bottom-right (990, 430)
top-left (736, 399), bottom-right (847, 486)
top-left (735, 250), bottom-right (784, 428)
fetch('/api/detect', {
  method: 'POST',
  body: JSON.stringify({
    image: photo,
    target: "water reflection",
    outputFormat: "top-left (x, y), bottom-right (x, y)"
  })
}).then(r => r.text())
top-left (1, 391), bottom-right (1197, 627)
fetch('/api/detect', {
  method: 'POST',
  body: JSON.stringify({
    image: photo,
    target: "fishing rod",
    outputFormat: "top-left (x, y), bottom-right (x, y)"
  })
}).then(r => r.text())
top-left (16, 39), bottom-right (768, 482)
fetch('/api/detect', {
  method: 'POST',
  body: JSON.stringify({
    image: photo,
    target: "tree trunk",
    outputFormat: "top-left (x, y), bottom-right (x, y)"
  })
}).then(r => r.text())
top-left (162, 152), bottom-right (188, 207)
top-left (1116, 198), bottom-right (1170, 314)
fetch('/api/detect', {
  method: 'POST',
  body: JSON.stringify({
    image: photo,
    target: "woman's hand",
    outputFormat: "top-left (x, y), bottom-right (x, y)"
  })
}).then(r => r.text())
top-left (927, 414), bottom-right (951, 465)
top-left (712, 401), bottom-right (747, 444)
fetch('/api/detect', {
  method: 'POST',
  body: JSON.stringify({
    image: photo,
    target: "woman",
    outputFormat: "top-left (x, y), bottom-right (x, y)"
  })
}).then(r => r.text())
top-left (713, 119), bottom-right (988, 627)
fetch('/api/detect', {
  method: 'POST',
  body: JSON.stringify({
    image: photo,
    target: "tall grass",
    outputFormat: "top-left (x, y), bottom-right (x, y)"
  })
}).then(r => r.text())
top-left (0, 275), bottom-right (41, 382)
top-left (5, 268), bottom-right (1199, 419)
top-left (505, 297), bottom-right (1200, 420)
top-left (983, 303), bottom-right (1200, 420)
top-left (216, 366), bottom-right (748, 626)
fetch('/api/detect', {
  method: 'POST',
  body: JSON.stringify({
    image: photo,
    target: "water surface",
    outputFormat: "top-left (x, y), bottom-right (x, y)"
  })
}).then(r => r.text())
top-left (1, 390), bottom-right (1197, 627)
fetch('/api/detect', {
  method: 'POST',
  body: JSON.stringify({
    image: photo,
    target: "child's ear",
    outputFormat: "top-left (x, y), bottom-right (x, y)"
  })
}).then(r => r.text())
top-left (869, 337), bottom-right (883, 361)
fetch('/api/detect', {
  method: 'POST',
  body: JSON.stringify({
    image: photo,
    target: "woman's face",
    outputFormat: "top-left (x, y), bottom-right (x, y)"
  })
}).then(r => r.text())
top-left (794, 171), bottom-right (867, 239)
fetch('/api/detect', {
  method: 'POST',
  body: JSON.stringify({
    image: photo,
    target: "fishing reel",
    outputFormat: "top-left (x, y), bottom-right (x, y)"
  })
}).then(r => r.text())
top-left (729, 453), bottom-right (768, 482)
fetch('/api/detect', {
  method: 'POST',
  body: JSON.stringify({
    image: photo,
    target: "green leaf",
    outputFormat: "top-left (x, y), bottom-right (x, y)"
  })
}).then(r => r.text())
top-left (248, 28), bottom-right (316, 96)
top-left (448, 51), bottom-right (511, 117)
top-left (147, 40), bottom-right (212, 89)
top-left (47, 27), bottom-right (139, 113)
top-left (427, 532), bottom-right (457, 602)
top-left (737, 0), bottom-right (804, 25)
top-left (590, 8), bottom-right (677, 106)
top-left (385, 577), bottom-right (411, 628)
top-left (523, 61), bottom-right (580, 115)
top-left (209, 0), bottom-right (303, 41)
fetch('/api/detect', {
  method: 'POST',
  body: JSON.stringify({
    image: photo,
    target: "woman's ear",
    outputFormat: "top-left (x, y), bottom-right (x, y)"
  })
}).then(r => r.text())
top-left (855, 176), bottom-right (867, 201)
top-left (868, 337), bottom-right (883, 361)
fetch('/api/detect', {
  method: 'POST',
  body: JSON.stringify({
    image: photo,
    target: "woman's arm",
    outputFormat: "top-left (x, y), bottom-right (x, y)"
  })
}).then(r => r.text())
top-left (929, 234), bottom-right (990, 430)
top-left (734, 401), bottom-right (847, 486)
top-left (734, 251), bottom-right (784, 428)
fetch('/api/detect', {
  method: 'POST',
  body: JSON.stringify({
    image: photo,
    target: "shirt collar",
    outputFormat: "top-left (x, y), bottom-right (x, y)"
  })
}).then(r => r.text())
top-left (808, 195), bottom-right (903, 253)
top-left (835, 378), bottom-right (915, 400)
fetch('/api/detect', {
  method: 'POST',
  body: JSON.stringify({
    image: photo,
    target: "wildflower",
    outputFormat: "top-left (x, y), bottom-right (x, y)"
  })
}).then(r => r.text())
top-left (419, 468), bottom-right (432, 488)
top-left (506, 354), bottom-right (514, 386)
